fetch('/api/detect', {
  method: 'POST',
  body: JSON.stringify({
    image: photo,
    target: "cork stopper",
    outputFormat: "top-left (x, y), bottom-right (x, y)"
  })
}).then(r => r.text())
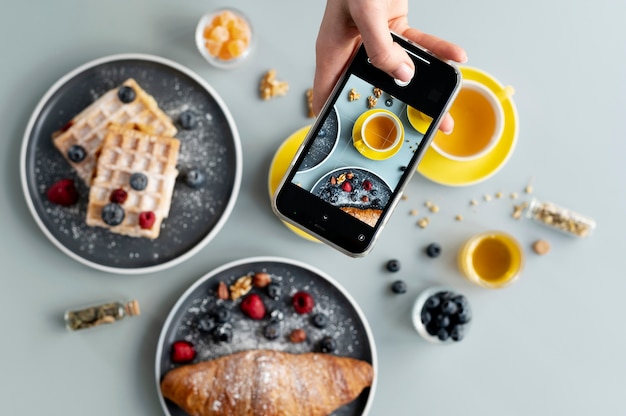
top-left (125, 300), bottom-right (141, 317)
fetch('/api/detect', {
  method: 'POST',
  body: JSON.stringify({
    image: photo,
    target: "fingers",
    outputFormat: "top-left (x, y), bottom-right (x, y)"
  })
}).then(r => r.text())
top-left (402, 27), bottom-right (467, 63)
top-left (349, 2), bottom-right (415, 82)
top-left (439, 113), bottom-right (454, 135)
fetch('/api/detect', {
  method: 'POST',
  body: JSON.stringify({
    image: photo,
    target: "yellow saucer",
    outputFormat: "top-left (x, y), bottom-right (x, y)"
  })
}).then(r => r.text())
top-left (406, 107), bottom-right (433, 134)
top-left (268, 126), bottom-right (320, 242)
top-left (417, 66), bottom-right (518, 186)
top-left (352, 109), bottom-right (404, 160)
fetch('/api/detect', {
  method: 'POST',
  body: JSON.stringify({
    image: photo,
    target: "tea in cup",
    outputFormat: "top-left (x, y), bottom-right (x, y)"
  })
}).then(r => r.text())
top-left (458, 231), bottom-right (524, 289)
top-left (360, 111), bottom-right (402, 153)
top-left (432, 80), bottom-right (513, 161)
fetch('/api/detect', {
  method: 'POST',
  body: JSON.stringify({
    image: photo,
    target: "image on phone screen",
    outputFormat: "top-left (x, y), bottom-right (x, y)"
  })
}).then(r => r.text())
top-left (290, 74), bottom-right (434, 228)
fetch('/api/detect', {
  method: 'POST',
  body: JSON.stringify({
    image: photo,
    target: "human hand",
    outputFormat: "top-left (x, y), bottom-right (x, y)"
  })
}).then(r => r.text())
top-left (313, 0), bottom-right (467, 133)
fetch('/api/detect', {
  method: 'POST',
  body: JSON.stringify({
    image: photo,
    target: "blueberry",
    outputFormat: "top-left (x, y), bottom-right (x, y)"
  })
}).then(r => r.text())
top-left (399, 166), bottom-right (407, 172)
top-left (421, 309), bottom-right (431, 325)
top-left (311, 313), bottom-right (329, 329)
top-left (425, 243), bottom-right (442, 258)
top-left (270, 309), bottom-right (284, 322)
top-left (435, 314), bottom-right (450, 328)
top-left (453, 295), bottom-right (468, 309)
top-left (441, 300), bottom-right (458, 315)
top-left (450, 325), bottom-right (464, 342)
top-left (184, 169), bottom-right (206, 188)
top-left (437, 328), bottom-right (450, 341)
top-left (197, 317), bottom-right (216, 333)
top-left (101, 203), bottom-right (125, 226)
top-left (317, 129), bottom-right (327, 138)
top-left (425, 295), bottom-right (440, 310)
top-left (67, 145), bottom-right (86, 162)
top-left (129, 172), bottom-right (148, 190)
top-left (391, 280), bottom-right (407, 294)
top-left (118, 86), bottom-right (136, 103)
top-left (263, 321), bottom-right (281, 340)
top-left (385, 98), bottom-right (393, 107)
top-left (267, 282), bottom-right (282, 300)
top-left (319, 336), bottom-right (337, 353)
top-left (386, 259), bottom-right (401, 272)
top-left (426, 322), bottom-right (439, 336)
top-left (179, 110), bottom-right (197, 130)
top-left (213, 324), bottom-right (233, 343)
top-left (457, 308), bottom-right (472, 324)
top-left (212, 306), bottom-right (231, 323)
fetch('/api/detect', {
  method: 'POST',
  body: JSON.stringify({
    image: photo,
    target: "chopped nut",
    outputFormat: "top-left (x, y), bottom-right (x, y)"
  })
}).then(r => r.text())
top-left (424, 201), bottom-right (433, 208)
top-left (217, 281), bottom-right (229, 300)
top-left (367, 96), bottom-right (377, 108)
top-left (289, 328), bottom-right (307, 343)
top-left (455, 215), bottom-right (463, 221)
top-left (230, 275), bottom-right (253, 300)
top-left (305, 88), bottom-right (314, 118)
top-left (417, 217), bottom-right (430, 229)
top-left (532, 240), bottom-right (551, 255)
top-left (348, 88), bottom-right (361, 101)
top-left (470, 199), bottom-right (478, 206)
top-left (495, 191), bottom-right (504, 199)
top-left (401, 194), bottom-right (408, 201)
top-left (429, 205), bottom-right (440, 213)
top-left (330, 176), bottom-right (337, 185)
top-left (361, 195), bottom-right (369, 203)
top-left (409, 209), bottom-right (419, 216)
top-left (253, 272), bottom-right (271, 288)
top-left (373, 87), bottom-right (383, 98)
top-left (512, 202), bottom-right (529, 220)
top-left (346, 172), bottom-right (354, 180)
top-left (525, 185), bottom-right (533, 194)
top-left (483, 194), bottom-right (492, 202)
top-left (510, 192), bottom-right (519, 200)
top-left (260, 69), bottom-right (289, 100)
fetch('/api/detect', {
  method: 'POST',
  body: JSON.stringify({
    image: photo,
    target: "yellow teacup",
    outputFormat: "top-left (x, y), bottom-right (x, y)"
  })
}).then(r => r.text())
top-left (353, 109), bottom-right (404, 160)
top-left (458, 231), bottom-right (524, 289)
top-left (432, 80), bottom-right (514, 162)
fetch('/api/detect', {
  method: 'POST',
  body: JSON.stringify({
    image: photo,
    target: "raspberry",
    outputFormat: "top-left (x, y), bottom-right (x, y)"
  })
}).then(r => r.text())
top-left (240, 293), bottom-right (266, 320)
top-left (362, 180), bottom-right (373, 191)
top-left (110, 188), bottom-right (128, 204)
top-left (171, 340), bottom-right (196, 364)
top-left (47, 178), bottom-right (78, 206)
top-left (341, 181), bottom-right (352, 192)
top-left (292, 291), bottom-right (315, 314)
top-left (138, 211), bottom-right (155, 229)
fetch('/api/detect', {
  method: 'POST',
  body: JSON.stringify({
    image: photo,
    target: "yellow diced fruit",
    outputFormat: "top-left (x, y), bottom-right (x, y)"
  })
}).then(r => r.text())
top-left (205, 39), bottom-right (222, 57)
top-left (229, 21), bottom-right (250, 43)
top-left (212, 10), bottom-right (237, 27)
top-left (208, 25), bottom-right (229, 43)
top-left (226, 40), bottom-right (247, 58)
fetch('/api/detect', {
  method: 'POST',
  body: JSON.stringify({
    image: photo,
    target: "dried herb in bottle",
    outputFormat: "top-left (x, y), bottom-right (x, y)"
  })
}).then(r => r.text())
top-left (64, 299), bottom-right (140, 331)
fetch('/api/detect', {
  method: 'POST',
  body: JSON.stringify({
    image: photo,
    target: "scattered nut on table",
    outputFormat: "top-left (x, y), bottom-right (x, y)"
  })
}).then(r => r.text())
top-left (532, 239), bottom-right (551, 255)
top-left (260, 69), bottom-right (289, 100)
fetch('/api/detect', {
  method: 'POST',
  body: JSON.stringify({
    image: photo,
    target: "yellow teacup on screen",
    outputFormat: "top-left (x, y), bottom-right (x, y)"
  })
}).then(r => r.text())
top-left (432, 80), bottom-right (513, 162)
top-left (353, 109), bottom-right (403, 160)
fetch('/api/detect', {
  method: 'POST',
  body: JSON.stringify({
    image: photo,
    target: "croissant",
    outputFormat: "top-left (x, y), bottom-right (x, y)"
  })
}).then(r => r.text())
top-left (160, 349), bottom-right (374, 416)
top-left (340, 207), bottom-right (382, 227)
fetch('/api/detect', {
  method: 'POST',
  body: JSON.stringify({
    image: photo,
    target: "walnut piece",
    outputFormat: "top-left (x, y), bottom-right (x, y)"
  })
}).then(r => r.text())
top-left (373, 87), bottom-right (383, 98)
top-left (367, 96), bottom-right (377, 109)
top-left (305, 88), bottom-right (315, 118)
top-left (260, 69), bottom-right (289, 100)
top-left (230, 275), bottom-right (253, 300)
top-left (348, 88), bottom-right (361, 101)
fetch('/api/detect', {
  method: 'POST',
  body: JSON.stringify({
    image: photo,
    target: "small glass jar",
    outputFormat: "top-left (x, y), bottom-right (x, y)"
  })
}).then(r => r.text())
top-left (195, 8), bottom-right (254, 69)
top-left (526, 198), bottom-right (596, 238)
top-left (64, 299), bottom-right (140, 331)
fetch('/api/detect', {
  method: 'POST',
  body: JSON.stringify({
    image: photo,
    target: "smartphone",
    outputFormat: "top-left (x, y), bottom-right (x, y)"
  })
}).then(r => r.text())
top-left (272, 33), bottom-right (461, 257)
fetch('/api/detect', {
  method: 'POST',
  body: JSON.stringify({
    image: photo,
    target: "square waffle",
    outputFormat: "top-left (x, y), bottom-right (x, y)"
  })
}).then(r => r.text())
top-left (85, 125), bottom-right (180, 239)
top-left (53, 78), bottom-right (177, 185)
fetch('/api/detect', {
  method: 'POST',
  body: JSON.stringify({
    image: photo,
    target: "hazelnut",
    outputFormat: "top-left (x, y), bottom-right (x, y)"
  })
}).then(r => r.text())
top-left (253, 272), bottom-right (271, 288)
top-left (289, 328), bottom-right (307, 343)
top-left (217, 281), bottom-right (229, 300)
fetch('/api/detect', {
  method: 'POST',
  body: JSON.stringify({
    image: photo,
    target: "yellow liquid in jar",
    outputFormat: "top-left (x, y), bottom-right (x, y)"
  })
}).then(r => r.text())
top-left (433, 88), bottom-right (497, 158)
top-left (458, 231), bottom-right (523, 288)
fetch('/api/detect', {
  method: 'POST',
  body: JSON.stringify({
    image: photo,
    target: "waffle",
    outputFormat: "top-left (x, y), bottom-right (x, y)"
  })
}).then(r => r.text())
top-left (85, 125), bottom-right (180, 239)
top-left (53, 78), bottom-right (177, 185)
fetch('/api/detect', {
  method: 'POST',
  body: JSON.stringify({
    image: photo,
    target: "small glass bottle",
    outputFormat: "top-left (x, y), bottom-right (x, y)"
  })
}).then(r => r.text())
top-left (64, 299), bottom-right (140, 331)
top-left (526, 198), bottom-right (596, 238)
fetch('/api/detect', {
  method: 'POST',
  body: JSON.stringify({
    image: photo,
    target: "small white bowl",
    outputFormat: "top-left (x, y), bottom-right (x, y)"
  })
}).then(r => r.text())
top-left (411, 287), bottom-right (472, 344)
top-left (195, 8), bottom-right (254, 69)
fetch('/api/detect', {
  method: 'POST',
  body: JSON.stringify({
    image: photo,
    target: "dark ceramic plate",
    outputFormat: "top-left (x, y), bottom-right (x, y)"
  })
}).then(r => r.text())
top-left (298, 106), bottom-right (340, 172)
top-left (20, 54), bottom-right (242, 274)
top-left (311, 166), bottom-right (392, 211)
top-left (155, 257), bottom-right (377, 416)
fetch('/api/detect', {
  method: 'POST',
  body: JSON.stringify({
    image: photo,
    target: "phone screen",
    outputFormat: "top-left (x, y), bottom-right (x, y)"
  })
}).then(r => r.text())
top-left (289, 73), bottom-right (435, 228)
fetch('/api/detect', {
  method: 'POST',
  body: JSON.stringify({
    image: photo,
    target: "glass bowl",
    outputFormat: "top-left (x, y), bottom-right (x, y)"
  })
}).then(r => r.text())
top-left (195, 8), bottom-right (254, 69)
top-left (411, 286), bottom-right (472, 344)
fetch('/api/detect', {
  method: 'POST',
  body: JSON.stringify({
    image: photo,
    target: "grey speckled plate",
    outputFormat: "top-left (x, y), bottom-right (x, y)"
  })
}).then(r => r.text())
top-left (155, 256), bottom-right (377, 416)
top-left (20, 54), bottom-right (242, 274)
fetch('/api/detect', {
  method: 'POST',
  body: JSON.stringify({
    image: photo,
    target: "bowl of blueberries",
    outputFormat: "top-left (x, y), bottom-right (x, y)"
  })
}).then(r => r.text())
top-left (412, 287), bottom-right (471, 344)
